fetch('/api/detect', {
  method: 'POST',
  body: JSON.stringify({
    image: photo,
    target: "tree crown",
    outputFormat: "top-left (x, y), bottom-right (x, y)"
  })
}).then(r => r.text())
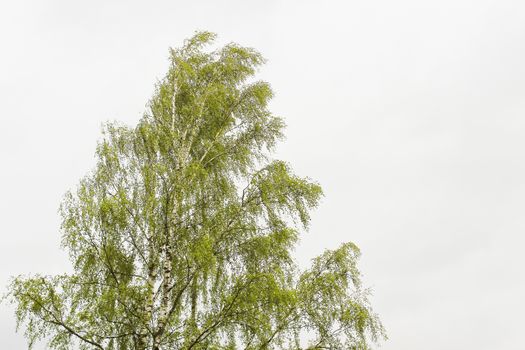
top-left (7, 31), bottom-right (385, 350)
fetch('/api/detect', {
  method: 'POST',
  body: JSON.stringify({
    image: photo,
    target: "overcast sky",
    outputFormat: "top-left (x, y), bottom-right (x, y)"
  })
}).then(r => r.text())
top-left (1, 0), bottom-right (525, 349)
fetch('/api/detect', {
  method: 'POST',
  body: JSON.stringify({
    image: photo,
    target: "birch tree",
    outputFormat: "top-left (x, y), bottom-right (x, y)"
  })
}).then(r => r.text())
top-left (7, 32), bottom-right (385, 350)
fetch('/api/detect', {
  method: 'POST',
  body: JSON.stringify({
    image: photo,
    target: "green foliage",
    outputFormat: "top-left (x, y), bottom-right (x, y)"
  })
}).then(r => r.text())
top-left (6, 31), bottom-right (385, 349)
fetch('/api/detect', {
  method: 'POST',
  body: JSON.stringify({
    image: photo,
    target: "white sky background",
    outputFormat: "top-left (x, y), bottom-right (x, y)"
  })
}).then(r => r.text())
top-left (1, 0), bottom-right (524, 348)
